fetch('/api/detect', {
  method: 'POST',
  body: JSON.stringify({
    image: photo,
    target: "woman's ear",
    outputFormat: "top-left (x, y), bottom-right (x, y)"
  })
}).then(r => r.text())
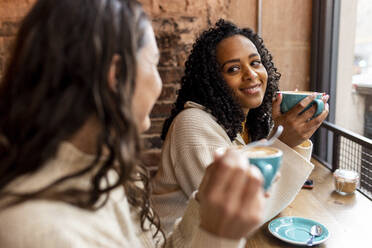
top-left (107, 54), bottom-right (121, 92)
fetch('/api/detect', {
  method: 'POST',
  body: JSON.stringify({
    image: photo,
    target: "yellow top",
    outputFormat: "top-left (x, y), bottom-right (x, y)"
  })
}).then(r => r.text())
top-left (241, 121), bottom-right (250, 144)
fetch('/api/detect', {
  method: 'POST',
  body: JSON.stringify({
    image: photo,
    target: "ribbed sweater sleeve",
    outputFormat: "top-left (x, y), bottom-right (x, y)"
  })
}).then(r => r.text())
top-left (165, 193), bottom-right (245, 248)
top-left (168, 108), bottom-right (232, 196)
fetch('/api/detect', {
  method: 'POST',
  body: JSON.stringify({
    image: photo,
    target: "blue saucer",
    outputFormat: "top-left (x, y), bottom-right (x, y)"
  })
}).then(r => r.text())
top-left (268, 216), bottom-right (330, 246)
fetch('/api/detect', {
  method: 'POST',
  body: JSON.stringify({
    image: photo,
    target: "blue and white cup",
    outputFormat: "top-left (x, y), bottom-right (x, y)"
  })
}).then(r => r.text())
top-left (280, 91), bottom-right (324, 117)
top-left (243, 146), bottom-right (283, 190)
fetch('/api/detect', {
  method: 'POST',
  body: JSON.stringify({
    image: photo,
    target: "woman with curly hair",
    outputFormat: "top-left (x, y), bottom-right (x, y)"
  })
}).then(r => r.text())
top-left (0, 2), bottom-right (267, 247)
top-left (152, 19), bottom-right (329, 234)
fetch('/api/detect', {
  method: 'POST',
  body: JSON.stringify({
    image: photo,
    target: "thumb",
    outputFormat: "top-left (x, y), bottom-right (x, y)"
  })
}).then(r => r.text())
top-left (272, 92), bottom-right (282, 118)
top-left (214, 147), bottom-right (227, 160)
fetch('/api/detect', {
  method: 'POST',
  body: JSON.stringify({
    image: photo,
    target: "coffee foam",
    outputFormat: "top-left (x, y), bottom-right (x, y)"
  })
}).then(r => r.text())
top-left (244, 146), bottom-right (279, 158)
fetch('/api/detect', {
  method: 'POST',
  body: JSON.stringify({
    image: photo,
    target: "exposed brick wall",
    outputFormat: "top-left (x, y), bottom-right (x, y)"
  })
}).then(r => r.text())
top-left (0, 0), bottom-right (36, 79)
top-left (0, 21), bottom-right (17, 74)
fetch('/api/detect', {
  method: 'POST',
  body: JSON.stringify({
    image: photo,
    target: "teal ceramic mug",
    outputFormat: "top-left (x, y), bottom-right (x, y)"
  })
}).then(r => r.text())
top-left (280, 91), bottom-right (324, 117)
top-left (243, 146), bottom-right (283, 190)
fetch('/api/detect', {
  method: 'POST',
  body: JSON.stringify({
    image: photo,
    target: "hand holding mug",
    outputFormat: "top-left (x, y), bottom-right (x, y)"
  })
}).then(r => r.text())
top-left (272, 91), bottom-right (329, 148)
top-left (197, 148), bottom-right (265, 239)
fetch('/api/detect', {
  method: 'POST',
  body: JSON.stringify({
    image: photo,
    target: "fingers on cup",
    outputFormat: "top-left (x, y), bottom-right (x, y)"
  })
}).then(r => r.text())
top-left (309, 103), bottom-right (329, 127)
top-left (272, 93), bottom-right (282, 115)
top-left (300, 104), bottom-right (317, 121)
top-left (292, 94), bottom-right (316, 114)
top-left (322, 94), bottom-right (330, 103)
top-left (272, 92), bottom-right (282, 103)
top-left (318, 103), bottom-right (330, 123)
top-left (277, 92), bottom-right (283, 102)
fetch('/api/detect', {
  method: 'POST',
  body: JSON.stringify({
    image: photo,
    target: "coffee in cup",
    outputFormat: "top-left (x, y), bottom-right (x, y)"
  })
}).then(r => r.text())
top-left (244, 146), bottom-right (279, 158)
top-left (243, 146), bottom-right (283, 190)
top-left (279, 91), bottom-right (324, 117)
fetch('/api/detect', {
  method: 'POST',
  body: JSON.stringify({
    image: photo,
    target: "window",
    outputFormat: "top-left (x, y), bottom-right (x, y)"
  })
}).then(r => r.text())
top-left (352, 0), bottom-right (372, 139)
top-left (311, 0), bottom-right (372, 199)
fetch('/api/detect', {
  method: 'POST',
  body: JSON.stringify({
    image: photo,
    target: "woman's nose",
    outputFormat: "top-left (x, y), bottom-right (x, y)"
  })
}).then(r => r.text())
top-left (242, 66), bottom-right (258, 81)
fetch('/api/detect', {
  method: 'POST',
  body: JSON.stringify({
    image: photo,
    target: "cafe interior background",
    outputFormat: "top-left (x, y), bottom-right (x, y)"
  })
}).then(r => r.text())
top-left (0, 0), bottom-right (371, 244)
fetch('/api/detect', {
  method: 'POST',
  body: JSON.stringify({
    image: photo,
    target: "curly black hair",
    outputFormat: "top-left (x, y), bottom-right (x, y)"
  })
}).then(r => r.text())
top-left (161, 19), bottom-right (281, 142)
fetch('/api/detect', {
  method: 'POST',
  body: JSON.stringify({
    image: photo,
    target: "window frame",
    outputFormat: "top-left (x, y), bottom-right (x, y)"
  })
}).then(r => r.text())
top-left (310, 0), bottom-right (340, 165)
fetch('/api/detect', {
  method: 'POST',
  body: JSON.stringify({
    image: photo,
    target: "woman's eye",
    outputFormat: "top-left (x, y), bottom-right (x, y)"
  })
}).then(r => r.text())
top-left (227, 66), bottom-right (240, 73)
top-left (252, 60), bottom-right (262, 66)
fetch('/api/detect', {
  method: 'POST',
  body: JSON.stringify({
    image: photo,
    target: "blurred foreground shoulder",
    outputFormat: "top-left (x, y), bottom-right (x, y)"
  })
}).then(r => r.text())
top-left (0, 201), bottom-right (85, 248)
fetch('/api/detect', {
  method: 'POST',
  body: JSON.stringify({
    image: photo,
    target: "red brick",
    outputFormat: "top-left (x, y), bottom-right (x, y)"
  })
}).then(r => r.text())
top-left (3, 37), bottom-right (15, 54)
top-left (176, 46), bottom-right (191, 67)
top-left (150, 102), bottom-right (173, 118)
top-left (0, 21), bottom-right (20, 36)
top-left (0, 1), bottom-right (36, 20)
top-left (156, 0), bottom-right (188, 15)
top-left (159, 48), bottom-right (178, 67)
top-left (206, 0), bottom-right (229, 24)
top-left (156, 32), bottom-right (181, 49)
top-left (177, 16), bottom-right (203, 34)
top-left (0, 56), bottom-right (3, 74)
top-left (158, 67), bottom-right (184, 84)
top-left (184, 1), bottom-right (208, 16)
top-left (0, 38), bottom-right (4, 54)
top-left (145, 118), bottom-right (165, 135)
top-left (152, 17), bottom-right (178, 34)
top-left (158, 84), bottom-right (179, 101)
top-left (142, 136), bottom-right (162, 150)
top-left (153, 17), bottom-right (201, 48)
top-left (158, 45), bottom-right (191, 68)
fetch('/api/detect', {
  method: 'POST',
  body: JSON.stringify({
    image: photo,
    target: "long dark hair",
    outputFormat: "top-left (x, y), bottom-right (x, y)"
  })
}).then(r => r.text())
top-left (0, 0), bottom-right (162, 240)
top-left (162, 19), bottom-right (281, 141)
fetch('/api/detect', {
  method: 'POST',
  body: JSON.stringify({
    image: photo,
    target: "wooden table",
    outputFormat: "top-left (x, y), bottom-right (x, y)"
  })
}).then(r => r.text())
top-left (246, 159), bottom-right (372, 248)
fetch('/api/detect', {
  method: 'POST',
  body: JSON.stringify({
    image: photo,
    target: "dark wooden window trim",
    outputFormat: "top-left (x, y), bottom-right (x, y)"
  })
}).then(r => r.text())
top-left (310, 0), bottom-right (340, 163)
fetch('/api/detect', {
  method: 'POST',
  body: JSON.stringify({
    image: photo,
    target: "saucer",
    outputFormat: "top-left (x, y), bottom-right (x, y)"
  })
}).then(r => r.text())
top-left (268, 216), bottom-right (330, 246)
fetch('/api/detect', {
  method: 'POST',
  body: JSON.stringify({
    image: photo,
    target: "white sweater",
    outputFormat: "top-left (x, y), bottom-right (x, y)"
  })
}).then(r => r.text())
top-left (152, 101), bottom-right (314, 235)
top-left (0, 142), bottom-right (244, 248)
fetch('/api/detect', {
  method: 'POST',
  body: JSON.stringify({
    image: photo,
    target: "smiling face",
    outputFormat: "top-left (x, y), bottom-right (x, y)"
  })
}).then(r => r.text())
top-left (216, 35), bottom-right (268, 115)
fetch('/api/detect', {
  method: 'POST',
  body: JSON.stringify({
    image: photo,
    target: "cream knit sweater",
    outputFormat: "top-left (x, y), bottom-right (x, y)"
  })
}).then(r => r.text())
top-left (152, 101), bottom-right (314, 235)
top-left (0, 142), bottom-right (245, 248)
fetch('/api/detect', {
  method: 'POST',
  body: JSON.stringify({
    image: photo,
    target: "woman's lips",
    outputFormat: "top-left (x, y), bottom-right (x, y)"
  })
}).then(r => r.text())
top-left (240, 83), bottom-right (262, 95)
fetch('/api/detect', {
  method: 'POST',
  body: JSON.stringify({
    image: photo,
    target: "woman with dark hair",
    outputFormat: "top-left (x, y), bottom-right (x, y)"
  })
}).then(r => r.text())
top-left (152, 19), bottom-right (329, 234)
top-left (0, 1), bottom-right (266, 247)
